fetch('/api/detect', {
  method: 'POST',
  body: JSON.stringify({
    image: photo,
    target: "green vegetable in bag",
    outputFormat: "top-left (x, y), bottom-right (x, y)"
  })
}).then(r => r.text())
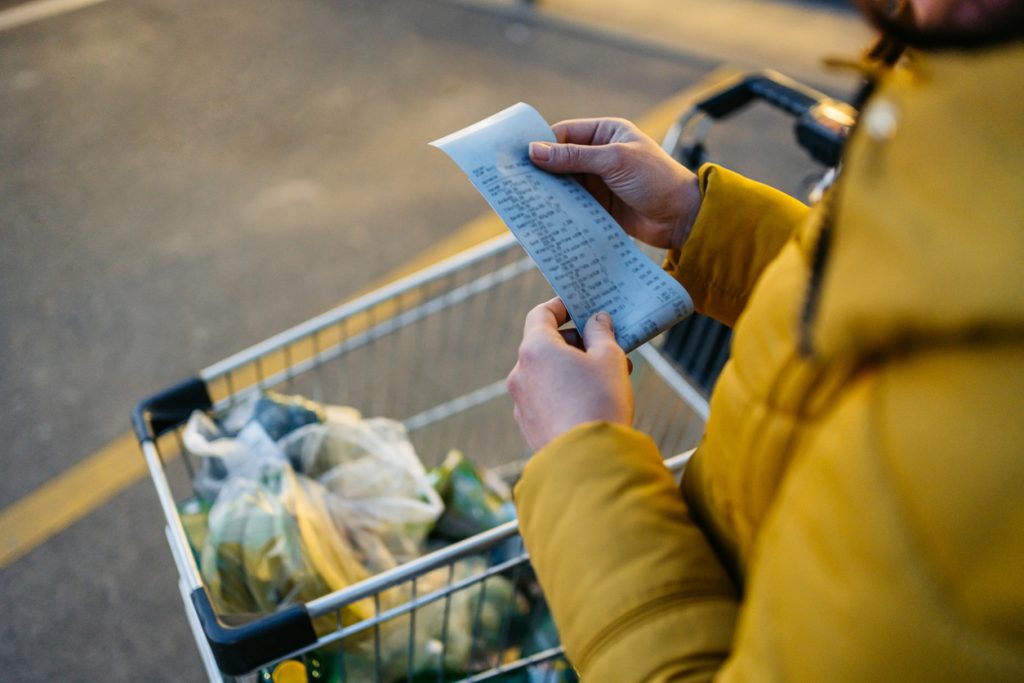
top-left (200, 458), bottom-right (374, 632)
top-left (428, 451), bottom-right (516, 540)
top-left (340, 557), bottom-right (529, 682)
top-left (177, 496), bottom-right (211, 569)
top-left (279, 405), bottom-right (445, 566)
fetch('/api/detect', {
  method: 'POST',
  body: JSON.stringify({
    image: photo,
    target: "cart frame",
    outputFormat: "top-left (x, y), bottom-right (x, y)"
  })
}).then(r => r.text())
top-left (133, 233), bottom-right (709, 681)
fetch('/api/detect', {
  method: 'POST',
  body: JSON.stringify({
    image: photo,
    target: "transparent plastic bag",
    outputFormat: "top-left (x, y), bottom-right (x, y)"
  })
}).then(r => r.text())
top-left (279, 406), bottom-right (444, 565)
top-left (183, 393), bottom-right (444, 567)
top-left (183, 391), bottom-right (448, 639)
top-left (182, 391), bottom-right (322, 501)
top-left (199, 455), bottom-right (374, 632)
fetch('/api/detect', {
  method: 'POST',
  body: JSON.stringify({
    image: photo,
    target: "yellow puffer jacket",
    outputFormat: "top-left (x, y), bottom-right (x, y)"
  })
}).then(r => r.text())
top-left (514, 42), bottom-right (1024, 681)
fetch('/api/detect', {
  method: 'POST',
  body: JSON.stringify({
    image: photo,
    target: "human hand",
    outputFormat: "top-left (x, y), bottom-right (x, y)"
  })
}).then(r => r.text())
top-left (529, 118), bottom-right (702, 250)
top-left (507, 298), bottom-right (634, 452)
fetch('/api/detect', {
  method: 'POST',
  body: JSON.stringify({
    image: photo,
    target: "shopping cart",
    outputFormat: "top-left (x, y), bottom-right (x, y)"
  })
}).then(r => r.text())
top-left (659, 67), bottom-right (856, 393)
top-left (132, 232), bottom-right (709, 682)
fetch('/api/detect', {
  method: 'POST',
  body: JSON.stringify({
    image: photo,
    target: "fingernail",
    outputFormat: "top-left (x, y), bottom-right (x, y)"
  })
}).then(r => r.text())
top-left (596, 312), bottom-right (611, 326)
top-left (529, 142), bottom-right (551, 162)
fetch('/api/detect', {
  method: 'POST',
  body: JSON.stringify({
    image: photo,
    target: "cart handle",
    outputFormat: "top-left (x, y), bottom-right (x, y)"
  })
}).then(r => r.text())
top-left (663, 68), bottom-right (856, 169)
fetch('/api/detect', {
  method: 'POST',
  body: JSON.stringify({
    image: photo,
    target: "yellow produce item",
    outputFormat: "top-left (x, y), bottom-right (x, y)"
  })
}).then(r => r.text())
top-left (271, 660), bottom-right (307, 683)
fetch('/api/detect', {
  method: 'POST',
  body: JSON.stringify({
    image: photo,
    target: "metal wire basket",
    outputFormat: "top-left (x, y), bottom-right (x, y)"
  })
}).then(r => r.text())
top-left (132, 233), bottom-right (708, 682)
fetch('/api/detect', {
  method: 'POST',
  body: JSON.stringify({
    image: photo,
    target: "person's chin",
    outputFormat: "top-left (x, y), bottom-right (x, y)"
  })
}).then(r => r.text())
top-left (922, 0), bottom-right (1023, 37)
top-left (938, 0), bottom-right (1003, 31)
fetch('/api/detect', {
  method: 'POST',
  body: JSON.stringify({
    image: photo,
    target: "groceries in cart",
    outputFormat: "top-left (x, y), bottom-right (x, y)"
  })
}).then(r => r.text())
top-left (183, 391), bottom-right (444, 572)
top-left (428, 449), bottom-right (516, 541)
top-left (177, 390), bottom-right (562, 681)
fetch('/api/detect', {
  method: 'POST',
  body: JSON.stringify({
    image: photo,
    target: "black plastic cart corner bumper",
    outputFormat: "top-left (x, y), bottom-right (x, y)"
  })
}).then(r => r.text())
top-left (191, 588), bottom-right (318, 677)
top-left (132, 376), bottom-right (213, 442)
top-left (134, 378), bottom-right (317, 675)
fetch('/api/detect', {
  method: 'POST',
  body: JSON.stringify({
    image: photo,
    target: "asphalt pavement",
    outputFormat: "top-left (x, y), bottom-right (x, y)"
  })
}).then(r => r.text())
top-left (0, 0), bottom-right (864, 679)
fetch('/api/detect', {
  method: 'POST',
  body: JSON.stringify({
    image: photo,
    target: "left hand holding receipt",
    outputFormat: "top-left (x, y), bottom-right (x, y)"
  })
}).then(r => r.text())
top-left (506, 298), bottom-right (634, 451)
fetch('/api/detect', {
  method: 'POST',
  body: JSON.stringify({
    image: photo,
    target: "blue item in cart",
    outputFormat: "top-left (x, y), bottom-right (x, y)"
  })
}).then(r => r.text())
top-left (222, 391), bottom-right (325, 440)
top-left (251, 393), bottom-right (324, 441)
top-left (184, 391), bottom-right (326, 501)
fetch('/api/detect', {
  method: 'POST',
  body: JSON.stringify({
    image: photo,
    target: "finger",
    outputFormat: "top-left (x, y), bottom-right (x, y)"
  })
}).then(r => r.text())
top-left (529, 141), bottom-right (624, 176)
top-left (506, 363), bottom-right (520, 397)
top-left (627, 357), bottom-right (634, 375)
top-left (523, 297), bottom-right (570, 338)
top-left (579, 173), bottom-right (614, 212)
top-left (582, 311), bottom-right (618, 352)
top-left (550, 118), bottom-right (633, 146)
top-left (551, 119), bottom-right (604, 145)
top-left (559, 328), bottom-right (583, 349)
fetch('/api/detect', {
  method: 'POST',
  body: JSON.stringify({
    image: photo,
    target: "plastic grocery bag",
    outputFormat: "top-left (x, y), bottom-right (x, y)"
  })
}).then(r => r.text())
top-left (279, 406), bottom-right (444, 565)
top-left (182, 391), bottom-right (323, 501)
top-left (177, 496), bottom-right (211, 567)
top-left (183, 392), bottom-right (444, 568)
top-left (199, 454), bottom-right (374, 632)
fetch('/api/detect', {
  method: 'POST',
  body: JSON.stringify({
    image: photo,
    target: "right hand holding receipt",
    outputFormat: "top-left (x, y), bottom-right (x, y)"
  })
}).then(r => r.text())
top-left (528, 117), bottom-right (702, 252)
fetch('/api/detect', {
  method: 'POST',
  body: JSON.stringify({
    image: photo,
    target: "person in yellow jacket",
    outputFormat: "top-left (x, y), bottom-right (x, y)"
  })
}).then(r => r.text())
top-left (506, 0), bottom-right (1024, 679)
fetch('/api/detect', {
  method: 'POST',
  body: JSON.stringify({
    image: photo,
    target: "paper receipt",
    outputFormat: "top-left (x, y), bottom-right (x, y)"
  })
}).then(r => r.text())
top-left (431, 102), bottom-right (693, 352)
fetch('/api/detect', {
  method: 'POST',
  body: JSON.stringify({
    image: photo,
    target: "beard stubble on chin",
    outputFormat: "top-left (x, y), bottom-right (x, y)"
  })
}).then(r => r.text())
top-left (851, 0), bottom-right (1024, 48)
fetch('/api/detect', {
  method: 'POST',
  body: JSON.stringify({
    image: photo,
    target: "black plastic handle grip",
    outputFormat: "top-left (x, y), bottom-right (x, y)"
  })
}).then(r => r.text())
top-left (695, 70), bottom-right (824, 119)
top-left (682, 69), bottom-right (852, 168)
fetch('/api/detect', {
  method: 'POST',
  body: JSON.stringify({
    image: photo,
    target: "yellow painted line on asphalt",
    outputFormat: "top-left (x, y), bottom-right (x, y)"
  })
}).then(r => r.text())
top-left (0, 101), bottom-right (684, 570)
top-left (0, 215), bottom-right (505, 570)
top-left (379, 212), bottom-right (506, 281)
top-left (0, 0), bottom-right (110, 32)
top-left (0, 432), bottom-right (144, 569)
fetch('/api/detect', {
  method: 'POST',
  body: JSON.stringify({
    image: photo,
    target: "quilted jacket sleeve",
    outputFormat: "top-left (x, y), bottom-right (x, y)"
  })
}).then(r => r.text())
top-left (516, 349), bottom-right (1024, 682)
top-left (664, 164), bottom-right (809, 327)
top-left (514, 422), bottom-right (740, 682)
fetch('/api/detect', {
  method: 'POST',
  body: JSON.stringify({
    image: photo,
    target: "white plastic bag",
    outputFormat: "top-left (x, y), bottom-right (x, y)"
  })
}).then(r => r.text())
top-left (183, 393), bottom-right (444, 568)
top-left (279, 406), bottom-right (444, 565)
top-left (183, 409), bottom-right (284, 501)
top-left (199, 455), bottom-right (374, 632)
top-left (181, 391), bottom-right (322, 500)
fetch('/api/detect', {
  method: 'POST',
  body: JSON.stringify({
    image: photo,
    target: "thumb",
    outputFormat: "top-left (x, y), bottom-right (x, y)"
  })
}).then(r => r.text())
top-left (583, 311), bottom-right (616, 351)
top-left (530, 141), bottom-right (615, 175)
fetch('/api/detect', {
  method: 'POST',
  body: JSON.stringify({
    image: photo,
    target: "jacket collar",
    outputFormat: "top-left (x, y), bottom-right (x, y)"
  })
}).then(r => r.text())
top-left (808, 42), bottom-right (1024, 361)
